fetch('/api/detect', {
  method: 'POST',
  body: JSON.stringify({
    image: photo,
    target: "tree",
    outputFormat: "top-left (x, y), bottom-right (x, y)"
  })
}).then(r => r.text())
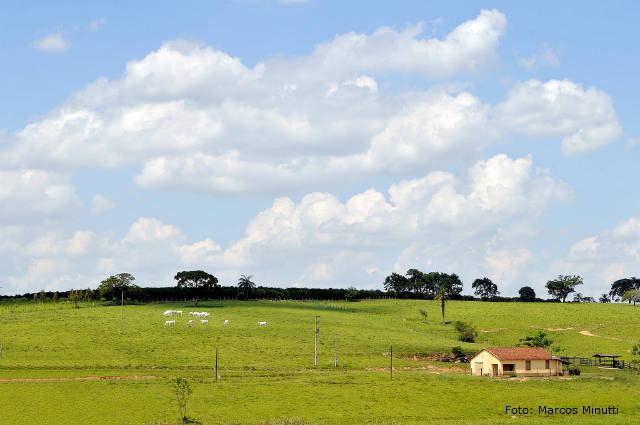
top-left (471, 277), bottom-right (499, 300)
top-left (599, 293), bottom-right (611, 303)
top-left (237, 274), bottom-right (256, 300)
top-left (68, 290), bottom-right (82, 308)
top-left (454, 321), bottom-right (477, 343)
top-left (38, 289), bottom-right (46, 304)
top-left (610, 277), bottom-right (640, 302)
top-left (53, 291), bottom-right (59, 303)
top-left (174, 270), bottom-right (219, 307)
top-left (546, 275), bottom-right (583, 302)
top-left (172, 377), bottom-right (192, 423)
top-left (519, 331), bottom-right (553, 349)
top-left (434, 273), bottom-right (463, 324)
top-left (622, 290), bottom-right (640, 306)
top-left (98, 273), bottom-right (139, 301)
top-left (406, 269), bottom-right (437, 297)
top-left (32, 293), bottom-right (37, 303)
top-left (84, 288), bottom-right (94, 302)
top-left (345, 286), bottom-right (359, 302)
top-left (519, 286), bottom-right (536, 302)
top-left (383, 273), bottom-right (409, 297)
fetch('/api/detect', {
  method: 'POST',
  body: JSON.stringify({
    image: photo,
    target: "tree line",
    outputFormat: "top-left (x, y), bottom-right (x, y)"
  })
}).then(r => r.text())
top-left (3, 269), bottom-right (640, 305)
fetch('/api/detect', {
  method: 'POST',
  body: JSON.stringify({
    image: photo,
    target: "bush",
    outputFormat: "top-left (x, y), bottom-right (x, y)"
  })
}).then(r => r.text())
top-left (453, 321), bottom-right (477, 343)
top-left (568, 366), bottom-right (581, 376)
top-left (451, 346), bottom-right (465, 357)
top-left (509, 372), bottom-right (517, 377)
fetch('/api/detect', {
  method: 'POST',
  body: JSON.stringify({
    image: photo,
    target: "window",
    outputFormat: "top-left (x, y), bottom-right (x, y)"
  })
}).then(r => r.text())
top-left (525, 360), bottom-right (531, 370)
top-left (545, 360), bottom-right (550, 369)
top-left (503, 364), bottom-right (514, 372)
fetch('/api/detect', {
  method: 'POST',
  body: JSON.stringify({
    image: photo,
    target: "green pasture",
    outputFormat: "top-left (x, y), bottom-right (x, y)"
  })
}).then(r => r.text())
top-left (1, 299), bottom-right (640, 424)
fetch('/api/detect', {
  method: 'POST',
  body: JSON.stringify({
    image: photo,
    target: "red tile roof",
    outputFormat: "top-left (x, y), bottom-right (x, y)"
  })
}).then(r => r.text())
top-left (474, 347), bottom-right (553, 361)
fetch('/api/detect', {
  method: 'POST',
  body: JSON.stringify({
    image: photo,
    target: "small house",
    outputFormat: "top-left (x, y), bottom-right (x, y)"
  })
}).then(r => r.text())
top-left (470, 347), bottom-right (564, 376)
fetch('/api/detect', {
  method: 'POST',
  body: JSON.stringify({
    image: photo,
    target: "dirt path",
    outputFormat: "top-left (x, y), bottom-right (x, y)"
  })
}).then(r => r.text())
top-left (579, 330), bottom-right (596, 337)
top-left (0, 375), bottom-right (165, 383)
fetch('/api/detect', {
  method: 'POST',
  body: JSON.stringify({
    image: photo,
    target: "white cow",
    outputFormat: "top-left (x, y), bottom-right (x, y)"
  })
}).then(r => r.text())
top-left (175, 310), bottom-right (183, 316)
top-left (224, 320), bottom-right (229, 326)
top-left (258, 321), bottom-right (267, 326)
top-left (163, 310), bottom-right (174, 317)
top-left (164, 320), bottom-right (176, 326)
top-left (200, 319), bottom-right (209, 325)
top-left (187, 320), bottom-right (195, 326)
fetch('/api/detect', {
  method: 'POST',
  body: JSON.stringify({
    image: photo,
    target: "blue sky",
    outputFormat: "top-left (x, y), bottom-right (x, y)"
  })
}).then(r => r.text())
top-left (1, 1), bottom-right (639, 298)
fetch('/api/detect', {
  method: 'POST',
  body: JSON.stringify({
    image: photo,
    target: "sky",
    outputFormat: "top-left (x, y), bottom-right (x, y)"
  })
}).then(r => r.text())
top-left (1, 0), bottom-right (639, 298)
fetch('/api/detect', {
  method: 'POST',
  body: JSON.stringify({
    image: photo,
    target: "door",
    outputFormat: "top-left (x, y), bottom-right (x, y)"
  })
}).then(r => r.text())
top-left (492, 364), bottom-right (499, 376)
top-left (474, 362), bottom-right (483, 376)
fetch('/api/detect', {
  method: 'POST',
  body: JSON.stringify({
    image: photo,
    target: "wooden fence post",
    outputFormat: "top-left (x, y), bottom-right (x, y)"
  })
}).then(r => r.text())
top-left (390, 345), bottom-right (393, 380)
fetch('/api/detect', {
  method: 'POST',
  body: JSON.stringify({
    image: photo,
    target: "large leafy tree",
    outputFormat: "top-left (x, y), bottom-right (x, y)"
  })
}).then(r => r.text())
top-left (174, 270), bottom-right (219, 307)
top-left (98, 273), bottom-right (139, 301)
top-left (383, 273), bottom-right (409, 297)
top-left (519, 286), bottom-right (536, 302)
top-left (406, 269), bottom-right (439, 297)
top-left (610, 277), bottom-right (640, 302)
top-left (471, 277), bottom-right (499, 300)
top-left (546, 275), bottom-right (583, 303)
top-left (237, 274), bottom-right (256, 300)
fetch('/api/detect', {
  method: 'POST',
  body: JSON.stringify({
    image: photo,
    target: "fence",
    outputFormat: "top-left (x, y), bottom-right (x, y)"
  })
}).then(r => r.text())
top-left (560, 356), bottom-right (640, 372)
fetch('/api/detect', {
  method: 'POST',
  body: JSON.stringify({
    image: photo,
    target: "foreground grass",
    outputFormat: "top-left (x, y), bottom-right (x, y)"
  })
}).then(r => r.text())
top-left (1, 299), bottom-right (640, 424)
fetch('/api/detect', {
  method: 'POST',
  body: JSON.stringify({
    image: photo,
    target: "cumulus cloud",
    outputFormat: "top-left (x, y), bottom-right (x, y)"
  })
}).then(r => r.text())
top-left (494, 79), bottom-right (622, 155)
top-left (0, 154), bottom-right (569, 294)
top-left (3, 10), bottom-right (621, 196)
top-left (31, 32), bottom-right (70, 53)
top-left (0, 169), bottom-right (80, 223)
top-left (556, 216), bottom-right (640, 296)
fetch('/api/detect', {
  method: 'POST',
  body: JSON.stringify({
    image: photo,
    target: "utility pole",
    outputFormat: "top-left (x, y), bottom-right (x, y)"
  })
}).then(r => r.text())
top-left (334, 334), bottom-right (337, 367)
top-left (215, 342), bottom-right (219, 382)
top-left (390, 345), bottom-right (393, 380)
top-left (120, 290), bottom-right (124, 334)
top-left (314, 315), bottom-right (319, 366)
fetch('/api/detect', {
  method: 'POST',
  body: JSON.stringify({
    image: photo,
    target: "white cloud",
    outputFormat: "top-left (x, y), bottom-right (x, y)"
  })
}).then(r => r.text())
top-left (0, 169), bottom-right (80, 223)
top-left (2, 11), bottom-right (621, 199)
top-left (31, 32), bottom-right (70, 53)
top-left (494, 79), bottom-right (622, 155)
top-left (87, 18), bottom-right (106, 32)
top-left (90, 194), bottom-right (116, 214)
top-left (0, 154), bottom-right (569, 294)
top-left (518, 47), bottom-right (559, 69)
top-left (557, 215), bottom-right (640, 296)
top-left (626, 137), bottom-right (640, 148)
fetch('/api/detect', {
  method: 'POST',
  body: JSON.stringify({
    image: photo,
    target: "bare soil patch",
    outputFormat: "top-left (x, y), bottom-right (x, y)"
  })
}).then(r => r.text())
top-left (0, 375), bottom-right (164, 383)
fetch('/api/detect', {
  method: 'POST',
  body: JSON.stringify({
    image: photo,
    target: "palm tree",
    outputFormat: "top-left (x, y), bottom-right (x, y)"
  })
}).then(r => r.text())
top-left (434, 283), bottom-right (449, 325)
top-left (238, 274), bottom-right (256, 300)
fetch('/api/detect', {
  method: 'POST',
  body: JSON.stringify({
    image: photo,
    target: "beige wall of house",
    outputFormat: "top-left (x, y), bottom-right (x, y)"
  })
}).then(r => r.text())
top-left (470, 350), bottom-right (563, 376)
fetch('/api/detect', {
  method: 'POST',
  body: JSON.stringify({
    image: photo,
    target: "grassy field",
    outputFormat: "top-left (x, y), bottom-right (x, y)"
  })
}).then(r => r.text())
top-left (1, 299), bottom-right (639, 424)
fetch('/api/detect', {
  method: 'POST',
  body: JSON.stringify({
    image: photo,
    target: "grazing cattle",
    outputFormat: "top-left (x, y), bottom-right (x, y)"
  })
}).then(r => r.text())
top-left (258, 321), bottom-right (267, 326)
top-left (163, 310), bottom-right (173, 317)
top-left (175, 310), bottom-right (183, 316)
top-left (164, 320), bottom-right (176, 326)
top-left (187, 320), bottom-right (195, 326)
top-left (200, 319), bottom-right (209, 325)
top-left (224, 320), bottom-right (229, 326)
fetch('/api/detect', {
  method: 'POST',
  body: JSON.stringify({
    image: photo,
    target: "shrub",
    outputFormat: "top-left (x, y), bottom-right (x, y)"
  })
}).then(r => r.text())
top-left (451, 346), bottom-right (464, 357)
top-left (509, 372), bottom-right (517, 377)
top-left (419, 309), bottom-right (428, 322)
top-left (453, 321), bottom-right (477, 343)
top-left (568, 366), bottom-right (581, 376)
